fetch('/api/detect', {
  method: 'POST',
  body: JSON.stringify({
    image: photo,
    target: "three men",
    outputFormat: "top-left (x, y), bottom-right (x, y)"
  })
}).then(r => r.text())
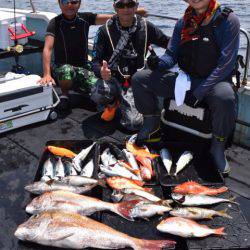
top-left (131, 0), bottom-right (240, 174)
top-left (91, 0), bottom-right (169, 131)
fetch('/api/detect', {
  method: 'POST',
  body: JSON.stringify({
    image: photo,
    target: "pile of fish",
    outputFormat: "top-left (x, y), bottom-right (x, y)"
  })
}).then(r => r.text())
top-left (15, 139), bottom-right (239, 248)
top-left (160, 148), bottom-right (193, 176)
top-left (41, 143), bottom-right (96, 182)
top-left (98, 138), bottom-right (159, 182)
top-left (156, 181), bottom-right (237, 238)
top-left (16, 141), bottom-right (177, 249)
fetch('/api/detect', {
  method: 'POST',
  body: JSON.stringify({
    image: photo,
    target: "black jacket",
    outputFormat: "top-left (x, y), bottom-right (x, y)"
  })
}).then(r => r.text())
top-left (92, 15), bottom-right (169, 83)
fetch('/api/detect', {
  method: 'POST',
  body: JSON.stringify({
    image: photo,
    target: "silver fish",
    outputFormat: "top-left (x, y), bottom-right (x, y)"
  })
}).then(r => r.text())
top-left (122, 149), bottom-right (139, 170)
top-left (160, 148), bottom-right (172, 175)
top-left (171, 193), bottom-right (238, 206)
top-left (80, 159), bottom-right (94, 177)
top-left (26, 190), bottom-right (141, 221)
top-left (174, 151), bottom-right (193, 176)
top-left (15, 211), bottom-right (176, 249)
top-left (64, 161), bottom-right (77, 176)
top-left (54, 157), bottom-right (65, 180)
top-left (72, 143), bottom-right (96, 171)
top-left (101, 148), bottom-right (117, 166)
top-left (58, 176), bottom-right (105, 187)
top-left (170, 207), bottom-right (232, 220)
top-left (100, 163), bottom-right (140, 180)
top-left (24, 180), bottom-right (96, 195)
top-left (157, 217), bottom-right (226, 238)
top-left (122, 188), bottom-right (172, 206)
top-left (41, 158), bottom-right (54, 182)
top-left (131, 203), bottom-right (172, 219)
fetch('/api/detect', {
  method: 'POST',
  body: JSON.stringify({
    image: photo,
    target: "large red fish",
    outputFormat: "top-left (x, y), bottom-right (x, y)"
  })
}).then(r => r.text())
top-left (173, 181), bottom-right (228, 196)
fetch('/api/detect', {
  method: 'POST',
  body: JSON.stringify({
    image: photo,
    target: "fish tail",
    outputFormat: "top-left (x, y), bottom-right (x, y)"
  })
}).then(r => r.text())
top-left (209, 186), bottom-right (228, 195)
top-left (218, 209), bottom-right (232, 219)
top-left (214, 227), bottom-right (226, 236)
top-left (149, 153), bottom-right (160, 159)
top-left (133, 238), bottom-right (176, 250)
top-left (160, 199), bottom-right (173, 207)
top-left (114, 200), bottom-right (141, 221)
top-left (217, 186), bottom-right (228, 194)
top-left (229, 197), bottom-right (239, 205)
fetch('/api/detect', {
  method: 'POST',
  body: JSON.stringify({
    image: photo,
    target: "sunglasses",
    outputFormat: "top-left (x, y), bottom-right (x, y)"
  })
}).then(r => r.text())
top-left (115, 1), bottom-right (137, 9)
top-left (60, 0), bottom-right (80, 5)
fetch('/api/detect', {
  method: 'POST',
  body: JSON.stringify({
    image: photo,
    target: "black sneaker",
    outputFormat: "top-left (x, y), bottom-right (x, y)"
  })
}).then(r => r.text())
top-left (136, 115), bottom-right (161, 146)
top-left (210, 136), bottom-right (231, 176)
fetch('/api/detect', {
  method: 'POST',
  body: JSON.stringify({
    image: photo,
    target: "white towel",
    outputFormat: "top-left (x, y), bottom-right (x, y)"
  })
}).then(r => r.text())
top-left (174, 70), bottom-right (191, 106)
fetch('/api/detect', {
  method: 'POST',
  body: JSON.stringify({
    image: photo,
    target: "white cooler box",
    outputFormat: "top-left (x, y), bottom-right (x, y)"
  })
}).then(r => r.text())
top-left (0, 74), bottom-right (60, 133)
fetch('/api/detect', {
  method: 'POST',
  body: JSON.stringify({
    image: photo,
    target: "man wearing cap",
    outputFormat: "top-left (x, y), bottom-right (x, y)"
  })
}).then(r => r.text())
top-left (38, 0), bottom-right (147, 114)
top-left (91, 0), bottom-right (169, 131)
top-left (131, 0), bottom-right (240, 175)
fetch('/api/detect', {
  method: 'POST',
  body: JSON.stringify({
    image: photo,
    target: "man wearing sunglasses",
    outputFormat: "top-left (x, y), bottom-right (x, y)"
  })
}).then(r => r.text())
top-left (91, 0), bottom-right (169, 131)
top-left (38, 0), bottom-right (147, 114)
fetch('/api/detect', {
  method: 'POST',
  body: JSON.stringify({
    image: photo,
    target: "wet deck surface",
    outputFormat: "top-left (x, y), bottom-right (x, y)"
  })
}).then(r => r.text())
top-left (0, 95), bottom-right (250, 250)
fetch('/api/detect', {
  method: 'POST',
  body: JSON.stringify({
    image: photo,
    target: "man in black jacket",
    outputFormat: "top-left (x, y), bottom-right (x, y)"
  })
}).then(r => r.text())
top-left (91, 0), bottom-right (169, 131)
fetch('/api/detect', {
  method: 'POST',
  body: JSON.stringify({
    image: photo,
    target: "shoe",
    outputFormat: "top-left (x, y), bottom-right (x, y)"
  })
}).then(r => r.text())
top-left (136, 114), bottom-right (161, 146)
top-left (101, 100), bottom-right (119, 122)
top-left (210, 136), bottom-right (231, 176)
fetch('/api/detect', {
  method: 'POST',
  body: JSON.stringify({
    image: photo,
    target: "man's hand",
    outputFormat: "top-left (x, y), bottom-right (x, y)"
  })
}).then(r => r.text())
top-left (147, 54), bottom-right (160, 71)
top-left (100, 60), bottom-right (111, 81)
top-left (38, 75), bottom-right (55, 86)
top-left (147, 46), bottom-right (160, 71)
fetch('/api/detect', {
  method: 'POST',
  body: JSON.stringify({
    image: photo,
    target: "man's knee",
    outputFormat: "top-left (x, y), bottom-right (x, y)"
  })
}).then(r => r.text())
top-left (131, 69), bottom-right (151, 87)
top-left (211, 82), bottom-right (235, 108)
top-left (59, 80), bottom-right (73, 90)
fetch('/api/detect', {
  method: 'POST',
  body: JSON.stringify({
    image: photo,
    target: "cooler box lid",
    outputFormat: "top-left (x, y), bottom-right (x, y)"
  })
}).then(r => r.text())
top-left (0, 74), bottom-right (42, 102)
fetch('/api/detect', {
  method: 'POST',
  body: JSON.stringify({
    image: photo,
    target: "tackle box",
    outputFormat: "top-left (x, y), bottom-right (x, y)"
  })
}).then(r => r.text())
top-left (0, 74), bottom-right (60, 133)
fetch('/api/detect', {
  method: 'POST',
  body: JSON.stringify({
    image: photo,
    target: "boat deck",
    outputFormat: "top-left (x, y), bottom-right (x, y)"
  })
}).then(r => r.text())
top-left (0, 93), bottom-right (250, 250)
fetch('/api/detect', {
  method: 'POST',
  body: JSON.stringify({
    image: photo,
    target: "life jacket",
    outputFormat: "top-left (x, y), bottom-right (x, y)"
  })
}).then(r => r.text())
top-left (177, 7), bottom-right (233, 78)
top-left (105, 15), bottom-right (147, 81)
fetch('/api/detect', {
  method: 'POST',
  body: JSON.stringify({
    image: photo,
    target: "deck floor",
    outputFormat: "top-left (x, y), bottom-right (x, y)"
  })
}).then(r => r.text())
top-left (0, 95), bottom-right (250, 250)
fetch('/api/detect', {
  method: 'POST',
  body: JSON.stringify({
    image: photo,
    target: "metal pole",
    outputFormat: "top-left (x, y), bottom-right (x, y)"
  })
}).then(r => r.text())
top-left (29, 0), bottom-right (36, 13)
top-left (240, 28), bottom-right (250, 86)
